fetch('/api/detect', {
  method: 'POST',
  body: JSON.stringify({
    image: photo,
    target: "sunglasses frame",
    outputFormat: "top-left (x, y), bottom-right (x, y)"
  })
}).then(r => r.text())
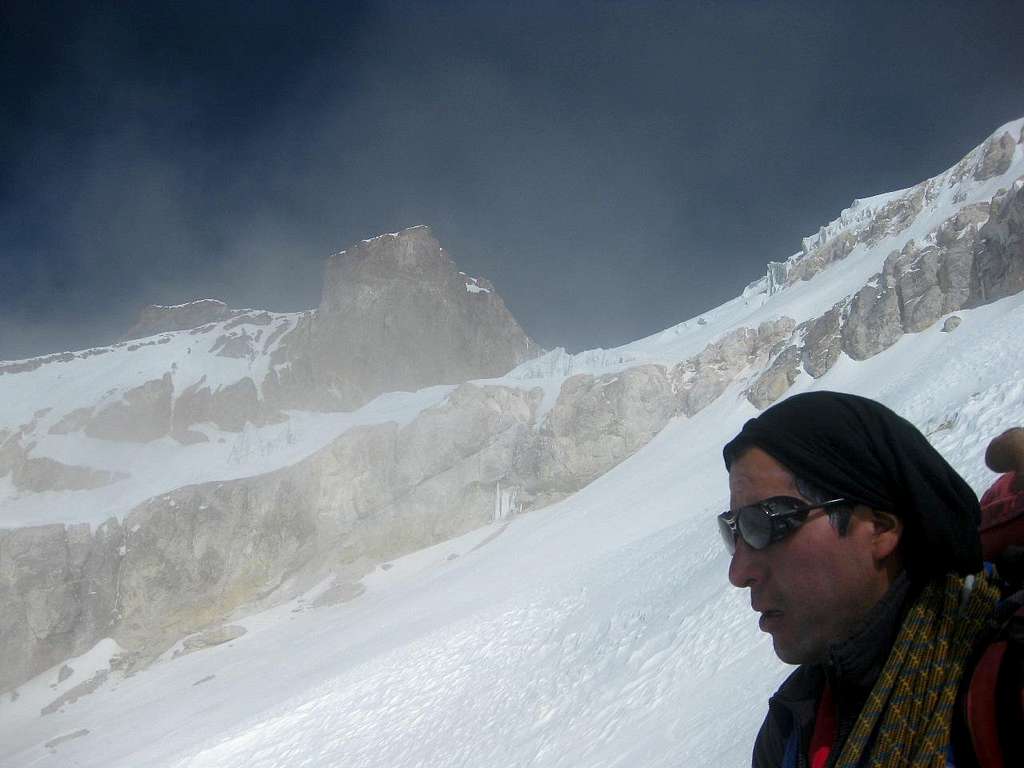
top-left (718, 495), bottom-right (849, 554)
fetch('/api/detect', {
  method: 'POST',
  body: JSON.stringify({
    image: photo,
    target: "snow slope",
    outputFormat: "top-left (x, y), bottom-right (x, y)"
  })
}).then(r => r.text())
top-left (0, 384), bottom-right (454, 528)
top-left (2, 289), bottom-right (1021, 768)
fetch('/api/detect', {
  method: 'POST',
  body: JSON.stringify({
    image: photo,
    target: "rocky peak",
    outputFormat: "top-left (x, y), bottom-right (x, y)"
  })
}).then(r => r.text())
top-left (269, 225), bottom-right (541, 410)
top-left (321, 226), bottom-right (449, 310)
top-left (125, 299), bottom-right (235, 340)
top-left (320, 225), bottom-right (504, 312)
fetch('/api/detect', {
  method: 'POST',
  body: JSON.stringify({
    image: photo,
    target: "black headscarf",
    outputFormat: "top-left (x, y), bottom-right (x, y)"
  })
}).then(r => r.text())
top-left (723, 391), bottom-right (981, 579)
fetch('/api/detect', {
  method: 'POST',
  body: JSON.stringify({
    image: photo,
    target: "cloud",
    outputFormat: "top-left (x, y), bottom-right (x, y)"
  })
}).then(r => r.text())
top-left (1, 2), bottom-right (1022, 359)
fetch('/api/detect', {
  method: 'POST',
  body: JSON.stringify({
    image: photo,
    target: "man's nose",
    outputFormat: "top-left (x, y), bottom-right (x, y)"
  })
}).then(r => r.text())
top-left (728, 537), bottom-right (764, 588)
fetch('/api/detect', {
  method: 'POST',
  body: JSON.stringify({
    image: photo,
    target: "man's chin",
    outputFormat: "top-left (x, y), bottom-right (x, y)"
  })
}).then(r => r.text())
top-left (771, 633), bottom-right (824, 666)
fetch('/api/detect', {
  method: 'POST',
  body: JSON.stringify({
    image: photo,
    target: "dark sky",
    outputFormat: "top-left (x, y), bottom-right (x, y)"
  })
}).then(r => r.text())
top-left (1, 1), bottom-right (1022, 360)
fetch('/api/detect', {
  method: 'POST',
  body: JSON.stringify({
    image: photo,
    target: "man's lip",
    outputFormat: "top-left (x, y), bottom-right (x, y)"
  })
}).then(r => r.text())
top-left (758, 610), bottom-right (783, 631)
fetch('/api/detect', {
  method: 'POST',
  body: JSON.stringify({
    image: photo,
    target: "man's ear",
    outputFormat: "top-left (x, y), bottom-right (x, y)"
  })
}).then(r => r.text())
top-left (868, 509), bottom-right (903, 562)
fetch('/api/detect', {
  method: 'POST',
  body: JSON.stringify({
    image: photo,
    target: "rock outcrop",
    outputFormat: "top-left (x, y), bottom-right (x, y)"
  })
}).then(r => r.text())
top-left (267, 226), bottom-right (540, 411)
top-left (801, 303), bottom-right (845, 378)
top-left (12, 458), bottom-right (125, 493)
top-left (521, 366), bottom-right (677, 501)
top-left (974, 180), bottom-right (1024, 303)
top-left (841, 278), bottom-right (903, 360)
top-left (671, 319), bottom-right (796, 416)
top-left (975, 132), bottom-right (1016, 181)
top-left (747, 346), bottom-right (802, 409)
top-left (125, 300), bottom-right (235, 340)
top-left (0, 522), bottom-right (122, 695)
top-left (0, 383), bottom-right (548, 691)
top-left (84, 374), bottom-right (174, 443)
top-left (862, 187), bottom-right (926, 247)
top-left (941, 315), bottom-right (962, 333)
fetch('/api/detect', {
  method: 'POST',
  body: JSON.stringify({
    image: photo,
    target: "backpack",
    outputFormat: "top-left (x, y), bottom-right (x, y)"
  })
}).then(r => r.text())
top-left (955, 471), bottom-right (1024, 768)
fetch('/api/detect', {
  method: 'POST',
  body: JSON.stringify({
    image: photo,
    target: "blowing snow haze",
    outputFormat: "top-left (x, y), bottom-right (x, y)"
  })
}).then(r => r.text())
top-left (1, 1), bottom-right (1023, 360)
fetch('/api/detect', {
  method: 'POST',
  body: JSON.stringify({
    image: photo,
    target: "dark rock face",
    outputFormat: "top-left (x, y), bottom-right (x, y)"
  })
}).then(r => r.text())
top-left (788, 231), bottom-right (856, 284)
top-left (48, 408), bottom-right (93, 435)
top-left (175, 625), bottom-right (247, 657)
top-left (0, 520), bottom-right (122, 694)
top-left (0, 383), bottom-right (546, 691)
top-left (523, 366), bottom-right (676, 497)
top-left (0, 423), bottom-right (123, 493)
top-left (171, 379), bottom-right (214, 436)
top-left (125, 300), bottom-right (234, 340)
top-left (801, 302), bottom-right (845, 377)
top-left (0, 429), bottom-right (24, 476)
top-left (670, 319), bottom-right (796, 416)
top-left (889, 242), bottom-right (949, 333)
top-left (211, 332), bottom-right (257, 360)
top-left (268, 226), bottom-right (540, 411)
top-left (881, 232), bottom-right (975, 333)
top-left (936, 203), bottom-right (989, 245)
top-left (973, 181), bottom-right (1024, 304)
top-left (974, 132), bottom-right (1016, 181)
top-left (209, 378), bottom-right (264, 432)
top-left (12, 458), bottom-right (125, 493)
top-left (841, 278), bottom-right (903, 360)
top-left (862, 187), bottom-right (925, 247)
top-left (747, 346), bottom-right (802, 409)
top-left (114, 482), bottom-right (320, 649)
top-left (170, 377), bottom-right (270, 434)
top-left (85, 374), bottom-right (174, 442)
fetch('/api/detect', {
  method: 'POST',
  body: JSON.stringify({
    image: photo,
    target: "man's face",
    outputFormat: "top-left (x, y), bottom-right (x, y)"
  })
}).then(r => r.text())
top-left (727, 446), bottom-right (896, 665)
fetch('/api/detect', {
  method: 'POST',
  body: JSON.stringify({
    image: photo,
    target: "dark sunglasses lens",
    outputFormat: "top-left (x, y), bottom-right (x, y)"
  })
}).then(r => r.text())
top-left (737, 506), bottom-right (773, 550)
top-left (718, 515), bottom-right (736, 554)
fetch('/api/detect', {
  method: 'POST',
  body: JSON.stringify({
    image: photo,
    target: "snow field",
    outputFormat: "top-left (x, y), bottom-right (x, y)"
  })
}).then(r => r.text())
top-left (5, 288), bottom-right (1021, 767)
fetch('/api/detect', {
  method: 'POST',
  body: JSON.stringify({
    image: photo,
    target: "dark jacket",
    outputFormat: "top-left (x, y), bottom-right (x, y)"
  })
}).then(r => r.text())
top-left (752, 575), bottom-right (914, 768)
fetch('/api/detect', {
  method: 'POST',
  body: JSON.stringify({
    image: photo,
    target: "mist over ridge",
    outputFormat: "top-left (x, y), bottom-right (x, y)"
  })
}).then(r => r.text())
top-left (2, 2), bottom-right (1023, 360)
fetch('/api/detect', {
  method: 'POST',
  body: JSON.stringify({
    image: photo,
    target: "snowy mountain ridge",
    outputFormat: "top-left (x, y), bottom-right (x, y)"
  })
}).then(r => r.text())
top-left (517, 116), bottom-right (1024, 374)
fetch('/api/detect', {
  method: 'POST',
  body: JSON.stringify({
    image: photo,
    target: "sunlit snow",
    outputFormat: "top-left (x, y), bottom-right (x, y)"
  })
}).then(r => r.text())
top-left (3, 287), bottom-right (1021, 767)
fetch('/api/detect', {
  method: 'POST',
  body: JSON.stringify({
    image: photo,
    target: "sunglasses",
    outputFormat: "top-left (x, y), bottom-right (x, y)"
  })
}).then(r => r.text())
top-left (717, 496), bottom-right (849, 554)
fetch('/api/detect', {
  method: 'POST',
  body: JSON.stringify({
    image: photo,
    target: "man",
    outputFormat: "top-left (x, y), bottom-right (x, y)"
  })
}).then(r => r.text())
top-left (719, 391), bottom-right (998, 768)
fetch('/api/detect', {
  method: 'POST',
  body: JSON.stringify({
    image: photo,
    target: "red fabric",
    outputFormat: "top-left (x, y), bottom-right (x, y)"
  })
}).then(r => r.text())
top-left (966, 640), bottom-right (1008, 768)
top-left (980, 472), bottom-right (1024, 562)
top-left (809, 682), bottom-right (837, 768)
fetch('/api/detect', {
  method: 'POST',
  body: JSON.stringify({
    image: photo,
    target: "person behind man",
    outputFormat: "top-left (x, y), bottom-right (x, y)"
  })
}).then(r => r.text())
top-left (980, 427), bottom-right (1024, 585)
top-left (718, 390), bottom-right (1000, 768)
